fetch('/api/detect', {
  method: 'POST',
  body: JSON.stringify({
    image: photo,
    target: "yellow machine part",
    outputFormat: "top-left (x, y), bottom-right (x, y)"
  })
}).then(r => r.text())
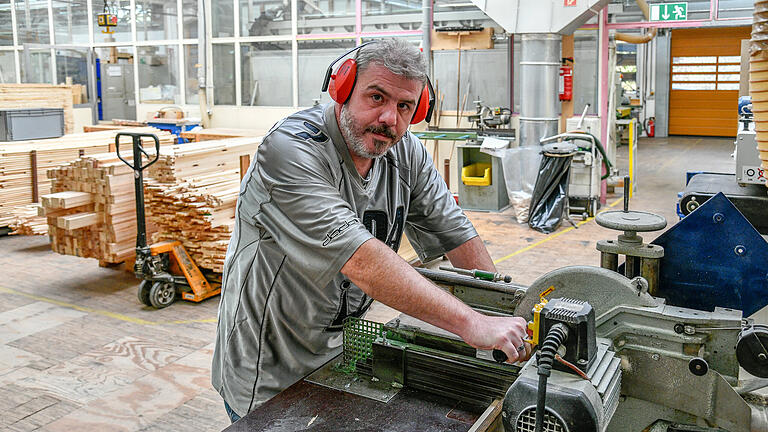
top-left (526, 286), bottom-right (555, 347)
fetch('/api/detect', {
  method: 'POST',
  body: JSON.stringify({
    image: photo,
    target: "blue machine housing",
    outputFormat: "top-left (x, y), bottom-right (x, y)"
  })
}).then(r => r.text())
top-left (652, 193), bottom-right (768, 317)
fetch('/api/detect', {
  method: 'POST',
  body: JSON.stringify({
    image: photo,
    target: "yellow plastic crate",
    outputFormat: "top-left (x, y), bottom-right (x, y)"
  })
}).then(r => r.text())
top-left (461, 163), bottom-right (492, 186)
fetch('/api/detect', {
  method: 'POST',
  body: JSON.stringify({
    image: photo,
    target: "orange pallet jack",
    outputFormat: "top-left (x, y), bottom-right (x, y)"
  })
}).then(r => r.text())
top-left (116, 132), bottom-right (221, 309)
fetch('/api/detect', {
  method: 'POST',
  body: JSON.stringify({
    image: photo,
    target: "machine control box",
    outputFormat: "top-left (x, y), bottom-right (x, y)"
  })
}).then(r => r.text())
top-left (736, 127), bottom-right (765, 185)
top-left (539, 297), bottom-right (597, 371)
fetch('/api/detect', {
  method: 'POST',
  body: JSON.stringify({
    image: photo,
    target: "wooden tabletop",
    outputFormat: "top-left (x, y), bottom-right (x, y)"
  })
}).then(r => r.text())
top-left (224, 374), bottom-right (486, 432)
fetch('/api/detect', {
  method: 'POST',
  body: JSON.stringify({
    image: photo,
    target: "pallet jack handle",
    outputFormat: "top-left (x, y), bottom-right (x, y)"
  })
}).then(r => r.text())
top-left (115, 132), bottom-right (160, 251)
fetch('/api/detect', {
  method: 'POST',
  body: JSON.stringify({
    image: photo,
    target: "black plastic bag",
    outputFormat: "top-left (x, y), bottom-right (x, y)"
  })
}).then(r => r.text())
top-left (528, 143), bottom-right (577, 234)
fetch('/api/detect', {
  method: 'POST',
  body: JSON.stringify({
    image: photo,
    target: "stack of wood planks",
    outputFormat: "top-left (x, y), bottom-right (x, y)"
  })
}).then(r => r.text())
top-left (144, 137), bottom-right (261, 272)
top-left (41, 133), bottom-right (175, 264)
top-left (0, 84), bottom-right (77, 133)
top-left (0, 128), bottom-right (174, 227)
top-left (6, 204), bottom-right (47, 235)
top-left (42, 136), bottom-right (260, 270)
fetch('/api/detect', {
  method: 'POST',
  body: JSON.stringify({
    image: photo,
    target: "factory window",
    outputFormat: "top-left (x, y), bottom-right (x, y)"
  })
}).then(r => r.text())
top-left (717, 74), bottom-right (739, 82)
top-left (672, 65), bottom-right (716, 73)
top-left (673, 74), bottom-right (715, 82)
top-left (0, 50), bottom-right (15, 83)
top-left (718, 56), bottom-right (740, 63)
top-left (297, 0), bottom-right (355, 36)
top-left (21, 49), bottom-right (51, 83)
top-left (672, 56), bottom-right (716, 64)
top-left (56, 48), bottom-right (90, 103)
top-left (182, 0), bottom-right (198, 39)
top-left (362, 0), bottom-right (421, 33)
top-left (718, 0), bottom-right (753, 19)
top-left (433, 39), bottom-right (509, 111)
top-left (138, 45), bottom-right (180, 104)
top-left (297, 39), bottom-right (356, 106)
top-left (573, 30), bottom-right (598, 115)
top-left (93, 0), bottom-right (131, 43)
top-left (671, 83), bottom-right (715, 90)
top-left (213, 0), bottom-right (235, 37)
top-left (52, 0), bottom-right (89, 44)
top-left (16, 0), bottom-right (50, 44)
top-left (240, 0), bottom-right (291, 37)
top-left (717, 83), bottom-right (739, 90)
top-left (0, 0), bottom-right (11, 46)
top-left (185, 44), bottom-right (200, 104)
top-left (717, 64), bottom-right (740, 73)
top-left (241, 41), bottom-right (292, 106)
top-left (136, 0), bottom-right (178, 41)
top-left (213, 43), bottom-right (236, 105)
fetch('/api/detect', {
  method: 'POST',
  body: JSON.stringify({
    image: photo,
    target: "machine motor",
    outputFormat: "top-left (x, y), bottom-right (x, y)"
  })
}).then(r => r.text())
top-left (503, 298), bottom-right (621, 432)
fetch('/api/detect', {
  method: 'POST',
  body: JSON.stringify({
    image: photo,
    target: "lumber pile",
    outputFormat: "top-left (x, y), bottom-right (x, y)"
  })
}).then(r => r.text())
top-left (42, 136), bottom-right (260, 270)
top-left (0, 128), bottom-right (174, 225)
top-left (145, 137), bottom-right (261, 272)
top-left (146, 174), bottom-right (239, 273)
top-left (5, 204), bottom-right (47, 235)
top-left (41, 133), bottom-right (174, 264)
top-left (0, 84), bottom-right (76, 133)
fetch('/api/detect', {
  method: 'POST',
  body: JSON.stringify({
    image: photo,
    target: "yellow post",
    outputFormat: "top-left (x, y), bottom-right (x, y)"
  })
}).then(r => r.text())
top-left (628, 118), bottom-right (635, 198)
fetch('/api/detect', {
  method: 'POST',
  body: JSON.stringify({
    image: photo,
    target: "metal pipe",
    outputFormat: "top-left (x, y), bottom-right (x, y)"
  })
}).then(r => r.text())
top-left (414, 267), bottom-right (526, 296)
top-left (198, 0), bottom-right (213, 127)
top-left (519, 34), bottom-right (560, 148)
top-left (615, 0), bottom-right (658, 44)
top-left (422, 0), bottom-right (431, 76)
top-left (600, 252), bottom-right (618, 272)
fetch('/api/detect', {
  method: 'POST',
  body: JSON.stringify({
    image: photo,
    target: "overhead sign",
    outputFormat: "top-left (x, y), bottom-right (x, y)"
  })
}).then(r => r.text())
top-left (650, 2), bottom-right (688, 21)
top-left (564, 0), bottom-right (577, 6)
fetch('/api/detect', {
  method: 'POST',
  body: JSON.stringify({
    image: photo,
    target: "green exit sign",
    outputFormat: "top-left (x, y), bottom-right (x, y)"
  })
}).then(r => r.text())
top-left (650, 2), bottom-right (688, 21)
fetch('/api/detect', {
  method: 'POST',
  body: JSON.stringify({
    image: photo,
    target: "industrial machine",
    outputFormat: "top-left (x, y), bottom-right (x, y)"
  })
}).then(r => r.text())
top-left (467, 100), bottom-right (513, 130)
top-left (679, 98), bottom-right (768, 234)
top-left (230, 190), bottom-right (768, 432)
top-left (116, 132), bottom-right (221, 309)
top-left (539, 126), bottom-right (613, 219)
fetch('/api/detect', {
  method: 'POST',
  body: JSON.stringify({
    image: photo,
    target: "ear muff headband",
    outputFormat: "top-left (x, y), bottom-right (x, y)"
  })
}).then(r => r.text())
top-left (322, 42), bottom-right (435, 124)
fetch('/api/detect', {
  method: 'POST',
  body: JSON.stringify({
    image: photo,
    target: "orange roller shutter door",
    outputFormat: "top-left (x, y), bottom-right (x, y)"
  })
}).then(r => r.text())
top-left (669, 27), bottom-right (750, 137)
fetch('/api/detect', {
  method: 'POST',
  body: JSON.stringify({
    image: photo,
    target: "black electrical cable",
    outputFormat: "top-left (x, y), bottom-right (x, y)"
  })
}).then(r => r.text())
top-left (566, 131), bottom-right (613, 180)
top-left (534, 323), bottom-right (570, 432)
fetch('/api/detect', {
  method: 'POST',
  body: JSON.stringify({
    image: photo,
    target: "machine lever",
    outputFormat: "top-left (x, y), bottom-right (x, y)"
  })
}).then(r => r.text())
top-left (624, 175), bottom-right (630, 213)
top-left (439, 265), bottom-right (512, 283)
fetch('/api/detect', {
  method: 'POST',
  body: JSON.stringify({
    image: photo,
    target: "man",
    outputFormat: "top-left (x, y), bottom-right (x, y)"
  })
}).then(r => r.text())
top-left (212, 39), bottom-right (530, 422)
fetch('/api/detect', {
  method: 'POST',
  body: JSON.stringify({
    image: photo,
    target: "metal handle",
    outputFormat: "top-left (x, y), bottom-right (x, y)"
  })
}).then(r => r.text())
top-left (115, 132), bottom-right (161, 171)
top-left (624, 175), bottom-right (630, 212)
top-left (576, 103), bottom-right (590, 130)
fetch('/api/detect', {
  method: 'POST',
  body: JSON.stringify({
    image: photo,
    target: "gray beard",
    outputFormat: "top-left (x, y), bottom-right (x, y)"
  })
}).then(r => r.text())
top-left (339, 105), bottom-right (398, 159)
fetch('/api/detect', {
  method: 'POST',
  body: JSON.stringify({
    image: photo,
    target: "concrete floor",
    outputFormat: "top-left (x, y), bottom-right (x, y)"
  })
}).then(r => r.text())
top-left (0, 135), bottom-right (757, 431)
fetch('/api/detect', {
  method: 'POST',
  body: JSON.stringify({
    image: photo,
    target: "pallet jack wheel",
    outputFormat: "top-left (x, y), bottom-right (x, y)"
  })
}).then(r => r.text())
top-left (138, 280), bottom-right (152, 306)
top-left (149, 281), bottom-right (176, 309)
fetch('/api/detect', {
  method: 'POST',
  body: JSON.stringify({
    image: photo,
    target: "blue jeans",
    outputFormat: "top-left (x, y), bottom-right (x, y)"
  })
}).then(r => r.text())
top-left (224, 401), bottom-right (241, 424)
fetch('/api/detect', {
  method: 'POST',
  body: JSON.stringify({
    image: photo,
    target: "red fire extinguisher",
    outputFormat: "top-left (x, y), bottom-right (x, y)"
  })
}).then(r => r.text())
top-left (559, 58), bottom-right (573, 102)
top-left (646, 117), bottom-right (655, 137)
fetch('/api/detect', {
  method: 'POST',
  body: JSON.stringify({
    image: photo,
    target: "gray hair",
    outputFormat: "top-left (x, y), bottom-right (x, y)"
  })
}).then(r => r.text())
top-left (355, 39), bottom-right (428, 87)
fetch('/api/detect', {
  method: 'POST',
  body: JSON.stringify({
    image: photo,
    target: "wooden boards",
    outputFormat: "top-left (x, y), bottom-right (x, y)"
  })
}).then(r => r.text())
top-left (179, 128), bottom-right (262, 143)
top-left (0, 84), bottom-right (76, 134)
top-left (6, 204), bottom-right (47, 235)
top-left (0, 127), bottom-right (174, 227)
top-left (42, 136), bottom-right (261, 270)
top-left (144, 137), bottom-right (261, 272)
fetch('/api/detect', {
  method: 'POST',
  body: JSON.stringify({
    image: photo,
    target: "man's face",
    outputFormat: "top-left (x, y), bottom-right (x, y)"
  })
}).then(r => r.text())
top-left (339, 63), bottom-right (424, 159)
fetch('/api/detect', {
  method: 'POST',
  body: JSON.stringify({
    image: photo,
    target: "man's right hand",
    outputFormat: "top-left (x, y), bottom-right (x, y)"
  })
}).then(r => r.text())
top-left (459, 314), bottom-right (532, 364)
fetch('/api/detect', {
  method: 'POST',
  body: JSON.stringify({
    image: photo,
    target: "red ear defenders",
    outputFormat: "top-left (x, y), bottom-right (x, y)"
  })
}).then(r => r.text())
top-left (321, 42), bottom-right (435, 124)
